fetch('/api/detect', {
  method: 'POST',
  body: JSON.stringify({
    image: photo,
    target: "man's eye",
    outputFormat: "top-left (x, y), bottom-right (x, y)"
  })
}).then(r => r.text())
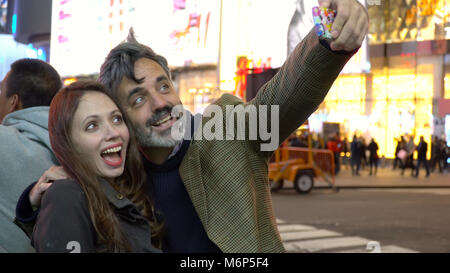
top-left (160, 84), bottom-right (169, 91)
top-left (135, 97), bottom-right (144, 104)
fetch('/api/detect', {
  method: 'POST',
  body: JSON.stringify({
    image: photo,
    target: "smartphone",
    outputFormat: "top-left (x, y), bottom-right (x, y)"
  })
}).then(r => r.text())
top-left (312, 6), bottom-right (336, 40)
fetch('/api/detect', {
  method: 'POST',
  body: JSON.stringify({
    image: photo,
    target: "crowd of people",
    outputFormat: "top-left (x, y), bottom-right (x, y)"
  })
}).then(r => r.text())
top-left (393, 135), bottom-right (449, 177)
top-left (288, 132), bottom-right (449, 177)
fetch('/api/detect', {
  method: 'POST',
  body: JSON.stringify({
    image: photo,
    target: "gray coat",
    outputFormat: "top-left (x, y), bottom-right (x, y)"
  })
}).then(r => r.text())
top-left (0, 107), bottom-right (58, 253)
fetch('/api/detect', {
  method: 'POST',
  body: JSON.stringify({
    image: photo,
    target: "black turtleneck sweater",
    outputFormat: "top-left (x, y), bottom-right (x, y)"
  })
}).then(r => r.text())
top-left (143, 136), bottom-right (222, 253)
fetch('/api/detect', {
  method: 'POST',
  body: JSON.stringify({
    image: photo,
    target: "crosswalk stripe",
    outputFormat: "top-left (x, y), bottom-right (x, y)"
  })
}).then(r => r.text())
top-left (333, 245), bottom-right (418, 253)
top-left (358, 189), bottom-right (450, 196)
top-left (277, 224), bottom-right (316, 233)
top-left (332, 247), bottom-right (372, 253)
top-left (280, 229), bottom-right (341, 242)
top-left (378, 245), bottom-right (418, 253)
top-left (284, 236), bottom-right (370, 253)
top-left (277, 218), bottom-right (419, 253)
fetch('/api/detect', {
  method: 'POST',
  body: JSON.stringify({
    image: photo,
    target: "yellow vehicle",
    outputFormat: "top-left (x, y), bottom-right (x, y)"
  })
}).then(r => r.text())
top-left (269, 123), bottom-right (338, 194)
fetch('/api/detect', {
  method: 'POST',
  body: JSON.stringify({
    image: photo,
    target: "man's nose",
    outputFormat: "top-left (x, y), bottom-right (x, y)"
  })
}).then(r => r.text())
top-left (150, 92), bottom-right (168, 112)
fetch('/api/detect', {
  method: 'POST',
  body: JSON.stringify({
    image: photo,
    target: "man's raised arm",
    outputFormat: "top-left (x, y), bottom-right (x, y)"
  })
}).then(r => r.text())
top-left (247, 0), bottom-right (368, 154)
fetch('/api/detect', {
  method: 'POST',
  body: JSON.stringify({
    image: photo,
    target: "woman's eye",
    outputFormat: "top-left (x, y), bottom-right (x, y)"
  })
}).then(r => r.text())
top-left (86, 123), bottom-right (96, 131)
top-left (113, 115), bottom-right (123, 124)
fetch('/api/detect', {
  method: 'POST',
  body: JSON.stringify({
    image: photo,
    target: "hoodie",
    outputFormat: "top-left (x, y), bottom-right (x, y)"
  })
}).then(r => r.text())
top-left (0, 106), bottom-right (58, 253)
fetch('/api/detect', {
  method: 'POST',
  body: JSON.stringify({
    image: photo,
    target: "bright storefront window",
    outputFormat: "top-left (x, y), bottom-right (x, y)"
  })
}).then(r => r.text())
top-left (311, 54), bottom-right (435, 159)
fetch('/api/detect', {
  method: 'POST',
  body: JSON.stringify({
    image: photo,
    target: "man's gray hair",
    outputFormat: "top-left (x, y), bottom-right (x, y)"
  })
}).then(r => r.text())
top-left (98, 28), bottom-right (171, 97)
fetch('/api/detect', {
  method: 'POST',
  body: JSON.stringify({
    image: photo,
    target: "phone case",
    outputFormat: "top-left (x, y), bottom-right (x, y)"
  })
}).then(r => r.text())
top-left (312, 6), bottom-right (336, 40)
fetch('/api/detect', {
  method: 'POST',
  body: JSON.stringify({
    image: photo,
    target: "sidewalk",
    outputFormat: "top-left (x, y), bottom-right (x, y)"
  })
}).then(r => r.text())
top-left (314, 165), bottom-right (450, 189)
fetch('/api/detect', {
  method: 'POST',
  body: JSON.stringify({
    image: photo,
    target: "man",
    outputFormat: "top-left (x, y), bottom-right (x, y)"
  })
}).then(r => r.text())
top-left (430, 136), bottom-right (442, 173)
top-left (19, 0), bottom-right (368, 252)
top-left (327, 133), bottom-right (341, 175)
top-left (367, 138), bottom-right (379, 176)
top-left (393, 137), bottom-right (401, 170)
top-left (415, 136), bottom-right (430, 178)
top-left (350, 135), bottom-right (361, 176)
top-left (0, 59), bottom-right (62, 252)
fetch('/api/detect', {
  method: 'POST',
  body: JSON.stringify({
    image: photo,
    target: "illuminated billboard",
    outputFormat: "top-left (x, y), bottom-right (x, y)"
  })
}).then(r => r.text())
top-left (219, 0), bottom-right (369, 92)
top-left (50, 0), bottom-right (220, 77)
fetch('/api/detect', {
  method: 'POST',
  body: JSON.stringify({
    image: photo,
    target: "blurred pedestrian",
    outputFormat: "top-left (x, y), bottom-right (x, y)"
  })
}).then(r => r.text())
top-left (336, 132), bottom-right (343, 168)
top-left (359, 137), bottom-right (367, 170)
top-left (368, 138), bottom-right (379, 176)
top-left (441, 139), bottom-right (449, 172)
top-left (430, 136), bottom-right (442, 173)
top-left (317, 133), bottom-right (325, 149)
top-left (289, 132), bottom-right (301, 147)
top-left (401, 136), bottom-right (416, 176)
top-left (327, 133), bottom-right (341, 175)
top-left (312, 132), bottom-right (320, 149)
top-left (300, 133), bottom-right (309, 147)
top-left (342, 137), bottom-right (350, 170)
top-left (393, 137), bottom-right (402, 170)
top-left (350, 135), bottom-right (361, 176)
top-left (414, 136), bottom-right (430, 178)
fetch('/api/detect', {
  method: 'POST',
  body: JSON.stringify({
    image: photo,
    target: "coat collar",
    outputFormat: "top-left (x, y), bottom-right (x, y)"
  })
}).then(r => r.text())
top-left (99, 178), bottom-right (135, 210)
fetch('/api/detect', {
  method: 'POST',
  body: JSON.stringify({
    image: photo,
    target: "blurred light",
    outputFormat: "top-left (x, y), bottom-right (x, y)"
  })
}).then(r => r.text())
top-left (37, 47), bottom-right (47, 61)
top-left (26, 44), bottom-right (38, 59)
top-left (12, 14), bottom-right (17, 34)
top-left (363, 61), bottom-right (371, 72)
top-left (64, 78), bottom-right (77, 86)
top-left (25, 44), bottom-right (47, 61)
top-left (188, 88), bottom-right (197, 94)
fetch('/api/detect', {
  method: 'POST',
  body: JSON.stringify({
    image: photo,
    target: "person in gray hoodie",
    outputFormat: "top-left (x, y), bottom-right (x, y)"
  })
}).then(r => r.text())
top-left (0, 58), bottom-right (62, 252)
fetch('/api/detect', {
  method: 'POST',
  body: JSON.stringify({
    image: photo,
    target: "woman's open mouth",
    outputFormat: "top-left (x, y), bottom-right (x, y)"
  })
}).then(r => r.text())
top-left (100, 143), bottom-right (124, 167)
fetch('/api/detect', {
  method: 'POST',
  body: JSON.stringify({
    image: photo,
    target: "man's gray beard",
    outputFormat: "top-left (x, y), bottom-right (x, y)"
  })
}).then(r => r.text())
top-left (135, 125), bottom-right (182, 148)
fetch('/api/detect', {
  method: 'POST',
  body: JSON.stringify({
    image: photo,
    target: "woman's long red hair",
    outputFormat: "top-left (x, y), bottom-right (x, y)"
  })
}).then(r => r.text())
top-left (48, 81), bottom-right (163, 252)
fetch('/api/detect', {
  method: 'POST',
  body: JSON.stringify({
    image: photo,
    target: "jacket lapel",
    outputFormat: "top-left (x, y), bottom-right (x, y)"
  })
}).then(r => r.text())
top-left (179, 142), bottom-right (209, 230)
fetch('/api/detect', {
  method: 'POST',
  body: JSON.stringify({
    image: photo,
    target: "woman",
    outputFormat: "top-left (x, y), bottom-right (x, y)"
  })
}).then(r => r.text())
top-left (31, 81), bottom-right (163, 253)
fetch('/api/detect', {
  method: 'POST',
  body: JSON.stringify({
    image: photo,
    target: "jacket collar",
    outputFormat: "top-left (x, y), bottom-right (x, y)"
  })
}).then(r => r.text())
top-left (99, 178), bottom-right (135, 210)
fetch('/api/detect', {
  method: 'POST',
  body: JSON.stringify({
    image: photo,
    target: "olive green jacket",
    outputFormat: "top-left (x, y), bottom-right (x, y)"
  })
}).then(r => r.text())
top-left (179, 29), bottom-right (355, 253)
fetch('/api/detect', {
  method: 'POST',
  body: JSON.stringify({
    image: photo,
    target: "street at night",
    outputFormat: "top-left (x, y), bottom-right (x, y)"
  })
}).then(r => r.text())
top-left (273, 168), bottom-right (450, 253)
